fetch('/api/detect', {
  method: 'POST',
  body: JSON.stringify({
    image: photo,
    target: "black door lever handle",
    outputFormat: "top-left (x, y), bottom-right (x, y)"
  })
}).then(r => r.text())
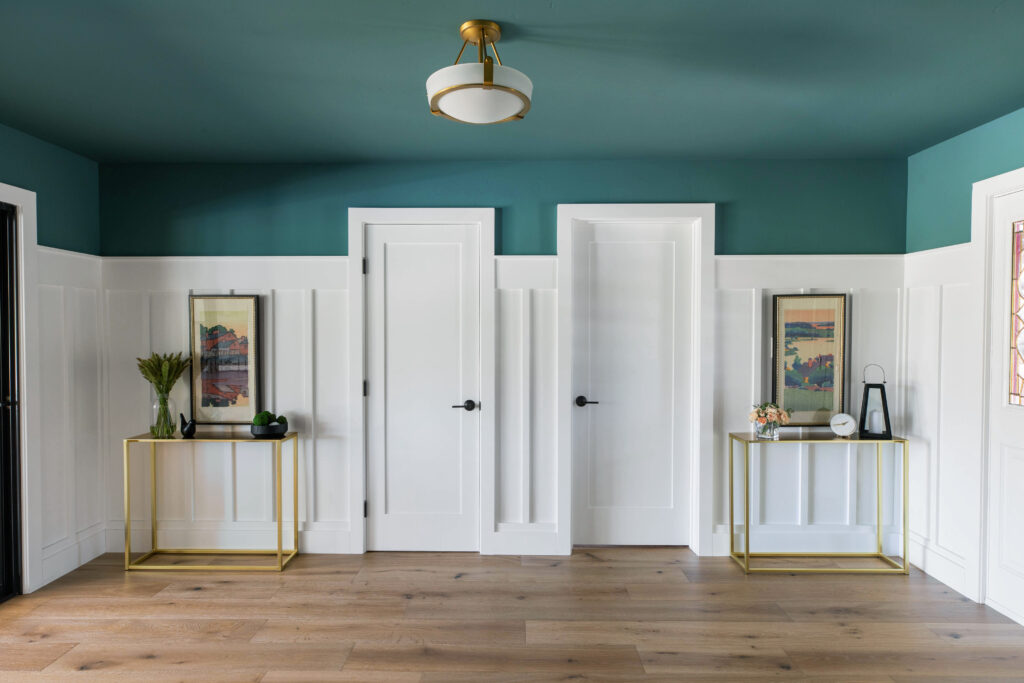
top-left (451, 400), bottom-right (478, 411)
top-left (575, 395), bottom-right (599, 407)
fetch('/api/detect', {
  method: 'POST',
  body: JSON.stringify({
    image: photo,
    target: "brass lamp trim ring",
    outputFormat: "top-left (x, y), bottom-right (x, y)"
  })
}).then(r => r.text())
top-left (429, 83), bottom-right (531, 125)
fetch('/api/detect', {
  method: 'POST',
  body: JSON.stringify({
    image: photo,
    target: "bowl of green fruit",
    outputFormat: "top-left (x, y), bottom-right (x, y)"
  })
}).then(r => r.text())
top-left (251, 411), bottom-right (288, 439)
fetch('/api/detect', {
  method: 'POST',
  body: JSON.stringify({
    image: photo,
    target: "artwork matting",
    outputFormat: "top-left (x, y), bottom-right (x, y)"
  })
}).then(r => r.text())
top-left (771, 293), bottom-right (848, 426)
top-left (188, 295), bottom-right (261, 425)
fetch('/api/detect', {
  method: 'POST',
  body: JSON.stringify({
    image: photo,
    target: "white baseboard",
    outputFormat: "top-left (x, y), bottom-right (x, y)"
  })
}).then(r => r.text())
top-left (910, 537), bottom-right (970, 599)
top-left (36, 524), bottom-right (106, 590)
top-left (484, 523), bottom-right (567, 556)
top-left (986, 596), bottom-right (1024, 627)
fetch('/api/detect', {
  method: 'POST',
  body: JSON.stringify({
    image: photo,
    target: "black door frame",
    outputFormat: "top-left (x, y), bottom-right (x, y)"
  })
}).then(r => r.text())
top-left (0, 201), bottom-right (21, 603)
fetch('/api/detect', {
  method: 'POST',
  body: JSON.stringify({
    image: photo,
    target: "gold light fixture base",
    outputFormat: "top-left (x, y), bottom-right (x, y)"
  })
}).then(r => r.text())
top-left (459, 20), bottom-right (501, 45)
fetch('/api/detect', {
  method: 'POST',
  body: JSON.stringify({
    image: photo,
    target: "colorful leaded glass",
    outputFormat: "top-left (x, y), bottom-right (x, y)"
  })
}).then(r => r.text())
top-left (1012, 220), bottom-right (1024, 405)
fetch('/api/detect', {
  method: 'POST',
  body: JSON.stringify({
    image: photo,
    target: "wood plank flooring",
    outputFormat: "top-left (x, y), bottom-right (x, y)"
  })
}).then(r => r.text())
top-left (0, 549), bottom-right (1021, 681)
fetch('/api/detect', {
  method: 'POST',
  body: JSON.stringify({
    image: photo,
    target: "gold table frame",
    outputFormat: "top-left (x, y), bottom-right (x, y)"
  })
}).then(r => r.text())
top-left (728, 432), bottom-right (909, 575)
top-left (123, 432), bottom-right (299, 572)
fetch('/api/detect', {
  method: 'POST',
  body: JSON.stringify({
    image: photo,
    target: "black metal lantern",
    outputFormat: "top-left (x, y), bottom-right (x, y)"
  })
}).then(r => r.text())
top-left (858, 364), bottom-right (892, 440)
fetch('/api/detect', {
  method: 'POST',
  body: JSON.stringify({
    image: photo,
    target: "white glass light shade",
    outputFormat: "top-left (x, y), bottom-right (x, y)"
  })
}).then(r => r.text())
top-left (426, 63), bottom-right (532, 124)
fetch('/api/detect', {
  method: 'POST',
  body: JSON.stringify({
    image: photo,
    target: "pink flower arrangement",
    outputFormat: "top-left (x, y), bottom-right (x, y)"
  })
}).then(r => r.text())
top-left (749, 402), bottom-right (791, 427)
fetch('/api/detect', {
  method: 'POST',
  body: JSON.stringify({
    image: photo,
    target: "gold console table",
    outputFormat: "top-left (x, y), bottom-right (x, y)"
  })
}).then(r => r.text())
top-left (123, 432), bottom-right (299, 572)
top-left (728, 432), bottom-right (909, 575)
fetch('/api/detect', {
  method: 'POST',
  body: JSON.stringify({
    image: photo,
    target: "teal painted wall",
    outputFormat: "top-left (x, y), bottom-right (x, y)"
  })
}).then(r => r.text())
top-left (907, 106), bottom-right (1024, 252)
top-left (0, 122), bottom-right (99, 253)
top-left (99, 159), bottom-right (907, 256)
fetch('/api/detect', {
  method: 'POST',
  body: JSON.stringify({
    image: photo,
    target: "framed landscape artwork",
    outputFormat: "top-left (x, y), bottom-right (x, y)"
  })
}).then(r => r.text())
top-left (772, 294), bottom-right (847, 426)
top-left (189, 295), bottom-right (261, 425)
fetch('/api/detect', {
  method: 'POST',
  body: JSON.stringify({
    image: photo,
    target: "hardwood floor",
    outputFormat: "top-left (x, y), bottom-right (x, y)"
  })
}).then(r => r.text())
top-left (0, 548), bottom-right (1022, 681)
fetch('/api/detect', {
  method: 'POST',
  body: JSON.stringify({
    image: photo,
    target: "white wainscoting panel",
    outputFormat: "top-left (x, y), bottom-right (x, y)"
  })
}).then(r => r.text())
top-left (35, 247), bottom-right (106, 585)
top-left (713, 255), bottom-right (906, 555)
top-left (27, 248), bottom-right (948, 591)
top-left (488, 256), bottom-right (560, 554)
top-left (903, 243), bottom-right (984, 599)
top-left (102, 257), bottom-right (351, 554)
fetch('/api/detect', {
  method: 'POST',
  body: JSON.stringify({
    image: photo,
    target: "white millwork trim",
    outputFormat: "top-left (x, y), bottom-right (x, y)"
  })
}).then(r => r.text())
top-left (0, 183), bottom-right (40, 591)
top-left (348, 208), bottom-right (496, 554)
top-left (557, 203), bottom-right (716, 555)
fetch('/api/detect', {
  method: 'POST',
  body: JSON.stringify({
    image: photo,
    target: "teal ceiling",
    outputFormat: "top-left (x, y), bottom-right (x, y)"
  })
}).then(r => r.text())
top-left (1, 0), bottom-right (1024, 162)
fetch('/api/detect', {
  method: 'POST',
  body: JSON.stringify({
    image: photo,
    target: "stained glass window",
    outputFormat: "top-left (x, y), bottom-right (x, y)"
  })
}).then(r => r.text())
top-left (1011, 220), bottom-right (1024, 405)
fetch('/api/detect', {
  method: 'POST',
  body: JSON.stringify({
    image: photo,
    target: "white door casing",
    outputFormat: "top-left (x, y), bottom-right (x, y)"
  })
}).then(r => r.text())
top-left (558, 204), bottom-right (715, 552)
top-left (348, 208), bottom-right (495, 552)
top-left (0, 183), bottom-right (40, 591)
top-left (978, 173), bottom-right (1024, 624)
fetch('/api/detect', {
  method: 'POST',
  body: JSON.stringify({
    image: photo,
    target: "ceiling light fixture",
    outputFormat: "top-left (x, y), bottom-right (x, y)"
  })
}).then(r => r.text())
top-left (426, 20), bottom-right (532, 125)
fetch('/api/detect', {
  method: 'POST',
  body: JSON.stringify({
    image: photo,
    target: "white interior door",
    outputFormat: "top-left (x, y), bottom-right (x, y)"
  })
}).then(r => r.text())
top-left (567, 213), bottom-right (694, 545)
top-left (365, 222), bottom-right (482, 551)
top-left (985, 186), bottom-right (1024, 621)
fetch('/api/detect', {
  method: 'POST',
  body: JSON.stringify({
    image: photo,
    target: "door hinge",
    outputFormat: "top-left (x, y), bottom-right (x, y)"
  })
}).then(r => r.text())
top-left (362, 257), bottom-right (367, 275)
top-left (363, 380), bottom-right (368, 397)
top-left (363, 500), bottom-right (368, 518)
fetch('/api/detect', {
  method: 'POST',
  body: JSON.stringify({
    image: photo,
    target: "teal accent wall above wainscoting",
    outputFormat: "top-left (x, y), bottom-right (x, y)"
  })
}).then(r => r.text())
top-left (99, 159), bottom-right (907, 256)
top-left (0, 122), bottom-right (99, 253)
top-left (907, 106), bottom-right (1024, 252)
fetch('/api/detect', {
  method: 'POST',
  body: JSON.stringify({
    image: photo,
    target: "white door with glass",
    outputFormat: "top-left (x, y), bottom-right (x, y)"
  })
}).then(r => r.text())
top-left (364, 221), bottom-right (483, 551)
top-left (564, 208), bottom-right (695, 545)
top-left (986, 186), bottom-right (1024, 620)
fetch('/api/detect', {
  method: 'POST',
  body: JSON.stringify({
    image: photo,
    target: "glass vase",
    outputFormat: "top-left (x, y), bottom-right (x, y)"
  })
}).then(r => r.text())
top-left (755, 421), bottom-right (780, 440)
top-left (151, 392), bottom-right (177, 439)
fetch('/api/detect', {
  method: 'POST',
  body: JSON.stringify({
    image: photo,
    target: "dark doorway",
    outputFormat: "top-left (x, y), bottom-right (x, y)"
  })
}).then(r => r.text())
top-left (0, 201), bottom-right (21, 603)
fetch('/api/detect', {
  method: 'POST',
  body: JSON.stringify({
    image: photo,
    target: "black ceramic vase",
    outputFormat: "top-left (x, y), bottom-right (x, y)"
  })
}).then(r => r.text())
top-left (179, 413), bottom-right (196, 439)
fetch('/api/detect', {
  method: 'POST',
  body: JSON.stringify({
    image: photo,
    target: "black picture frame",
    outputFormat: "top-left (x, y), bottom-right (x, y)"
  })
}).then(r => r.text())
top-left (771, 293), bottom-right (849, 426)
top-left (188, 294), bottom-right (262, 425)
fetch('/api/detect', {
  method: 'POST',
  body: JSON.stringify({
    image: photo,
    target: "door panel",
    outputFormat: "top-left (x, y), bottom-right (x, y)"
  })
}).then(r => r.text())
top-left (572, 221), bottom-right (691, 545)
top-left (986, 188), bottom-right (1024, 619)
top-left (366, 225), bottom-right (479, 550)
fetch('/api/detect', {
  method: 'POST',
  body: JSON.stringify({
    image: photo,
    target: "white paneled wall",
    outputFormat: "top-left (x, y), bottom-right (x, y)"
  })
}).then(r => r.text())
top-left (31, 247), bottom-right (940, 589)
top-left (903, 243), bottom-right (985, 598)
top-left (35, 248), bottom-right (106, 584)
top-left (713, 256), bottom-right (906, 554)
top-left (490, 257), bottom-right (559, 553)
top-left (101, 257), bottom-right (353, 553)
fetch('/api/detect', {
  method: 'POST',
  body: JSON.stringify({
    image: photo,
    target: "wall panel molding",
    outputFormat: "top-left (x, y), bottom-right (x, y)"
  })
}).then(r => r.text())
top-left (491, 257), bottom-right (559, 554)
top-left (28, 247), bottom-right (963, 597)
top-left (101, 256), bottom-right (350, 554)
top-left (713, 255), bottom-right (906, 556)
top-left (902, 244), bottom-right (982, 599)
top-left (36, 247), bottom-right (105, 585)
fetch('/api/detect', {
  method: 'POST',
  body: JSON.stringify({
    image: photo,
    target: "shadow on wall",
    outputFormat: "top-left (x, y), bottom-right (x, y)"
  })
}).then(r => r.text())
top-left (98, 159), bottom-right (908, 257)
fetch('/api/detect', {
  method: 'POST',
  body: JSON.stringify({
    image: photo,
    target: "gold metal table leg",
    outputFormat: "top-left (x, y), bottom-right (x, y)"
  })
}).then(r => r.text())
top-left (150, 442), bottom-right (157, 554)
top-left (876, 442), bottom-right (883, 555)
top-left (903, 440), bottom-right (910, 574)
top-left (123, 440), bottom-right (131, 569)
top-left (293, 435), bottom-right (299, 558)
top-left (728, 435), bottom-right (734, 557)
top-left (744, 441), bottom-right (751, 574)
top-left (276, 439), bottom-right (283, 570)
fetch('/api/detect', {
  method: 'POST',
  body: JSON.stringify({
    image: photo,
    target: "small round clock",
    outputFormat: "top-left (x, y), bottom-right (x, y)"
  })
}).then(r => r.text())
top-left (830, 412), bottom-right (857, 438)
